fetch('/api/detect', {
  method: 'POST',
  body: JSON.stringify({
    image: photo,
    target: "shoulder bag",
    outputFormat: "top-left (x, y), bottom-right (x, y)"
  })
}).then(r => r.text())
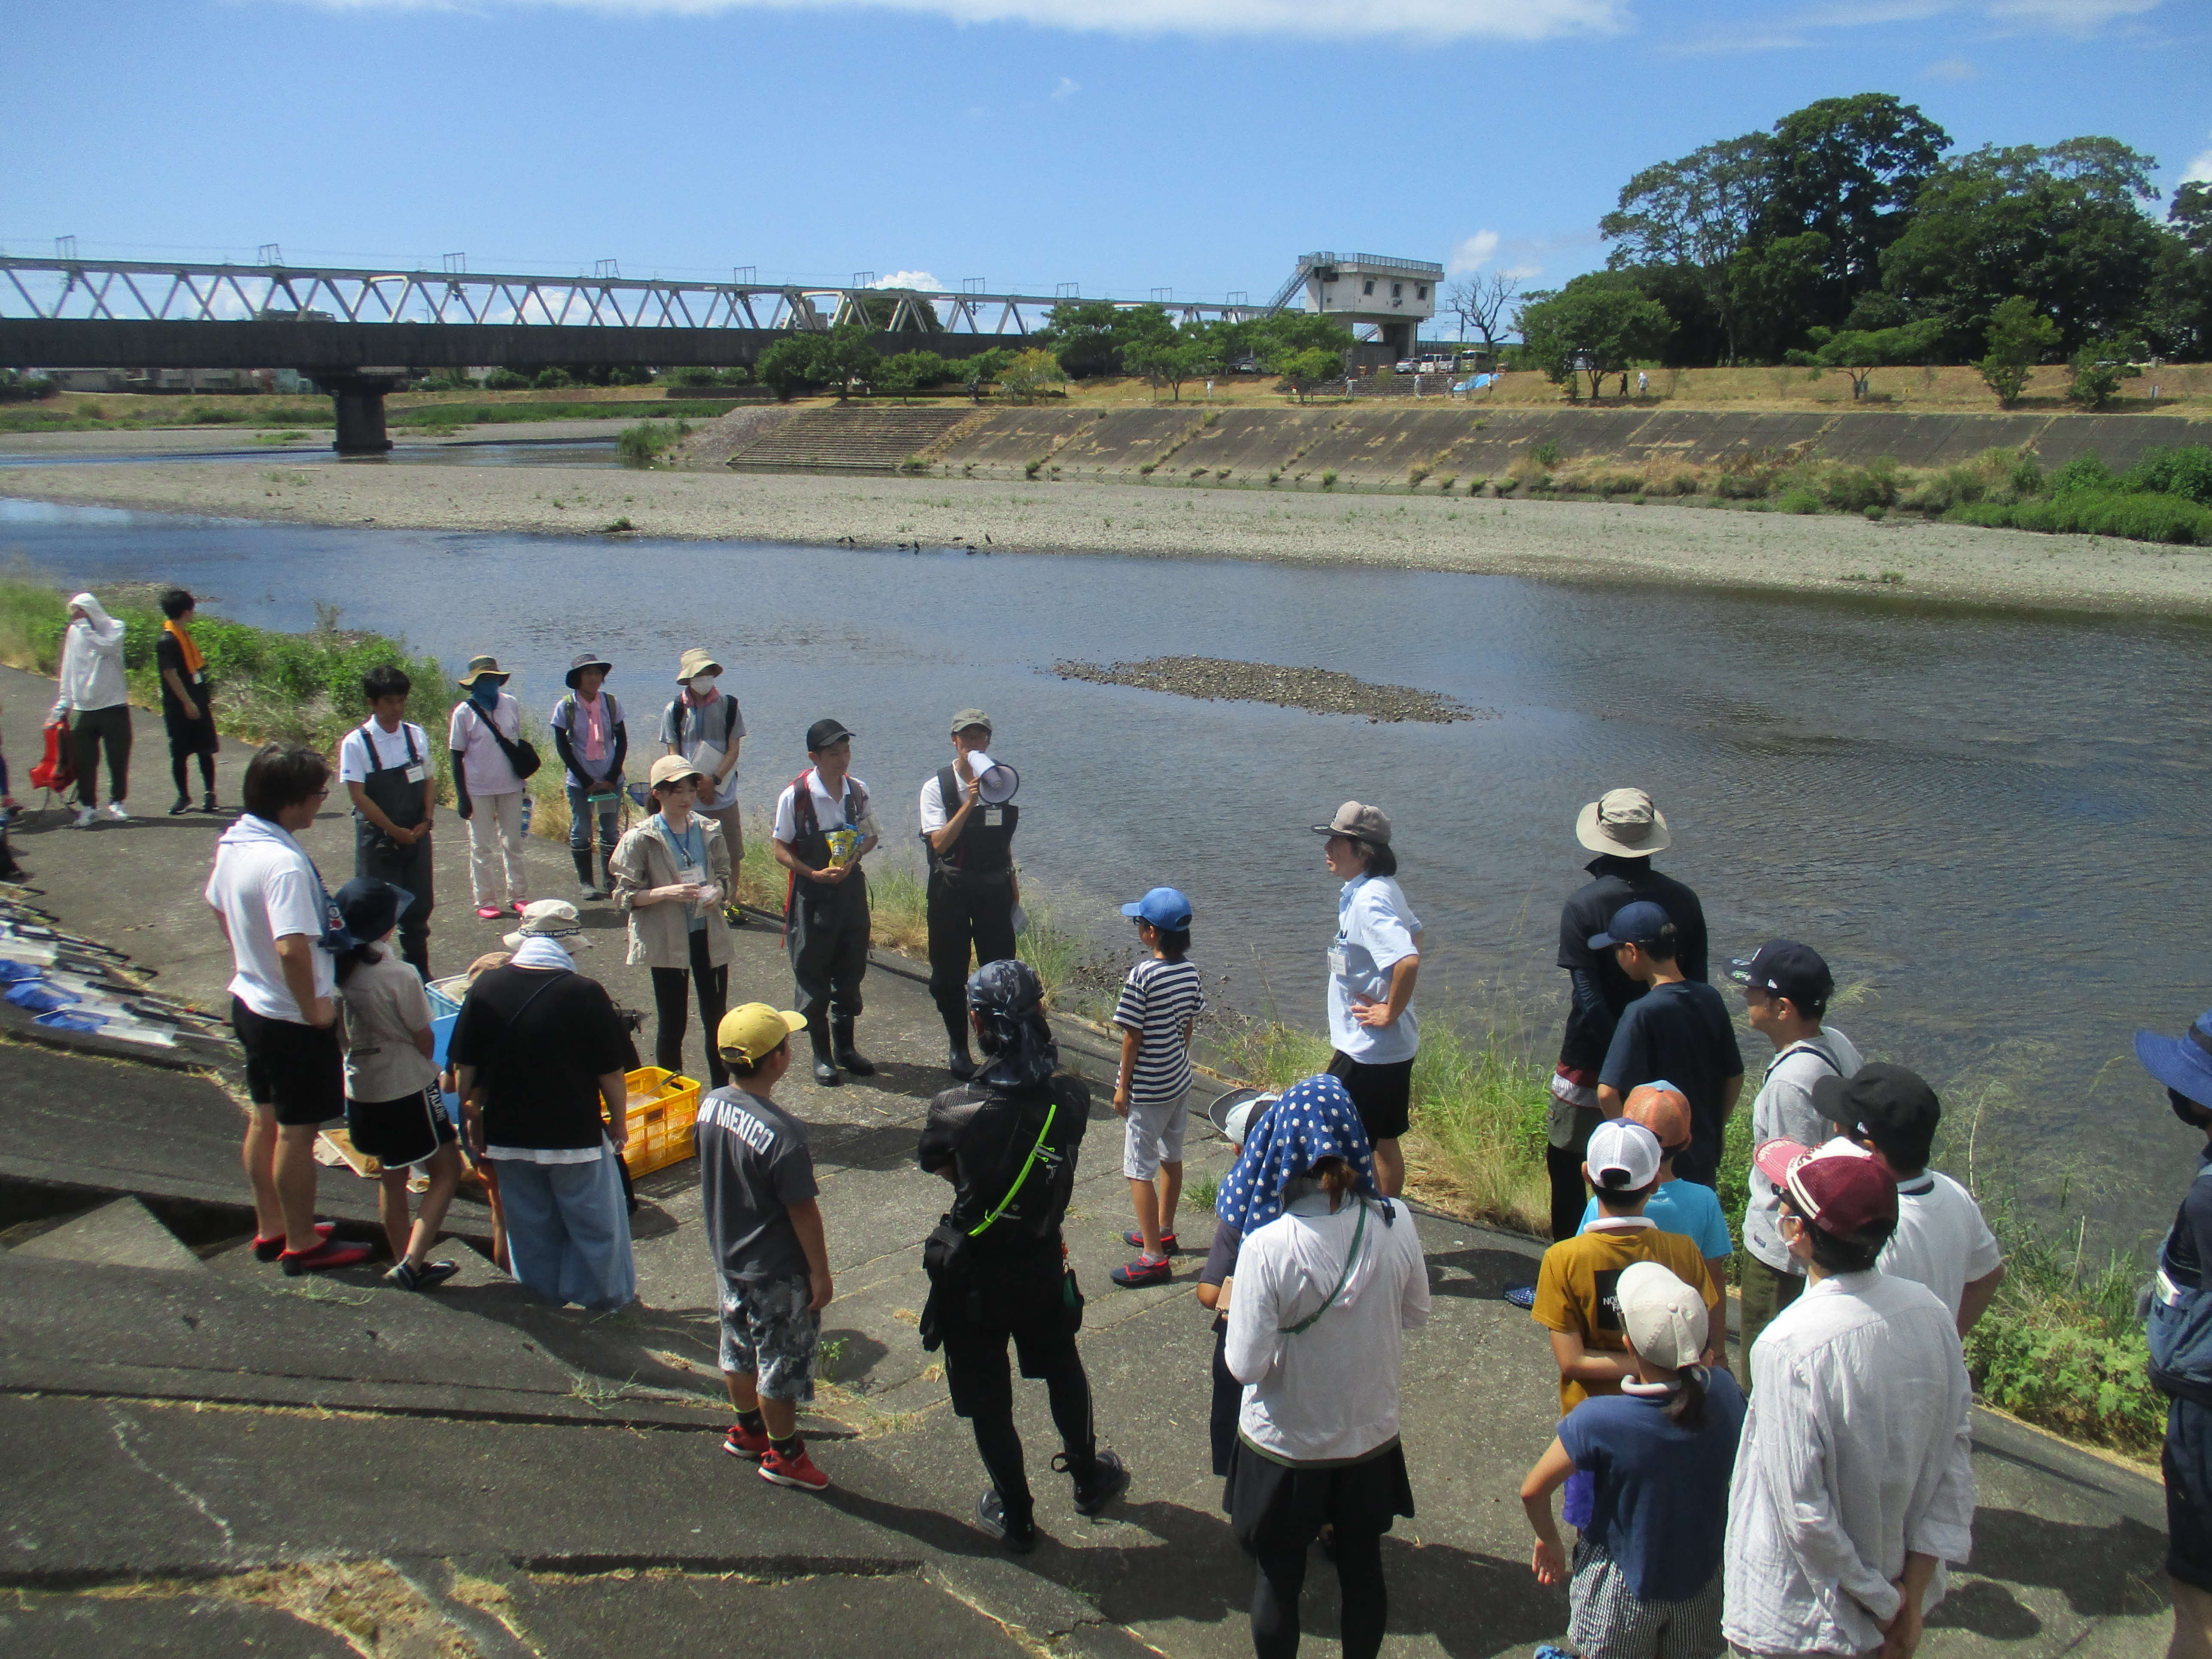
top-left (471, 701), bottom-right (541, 781)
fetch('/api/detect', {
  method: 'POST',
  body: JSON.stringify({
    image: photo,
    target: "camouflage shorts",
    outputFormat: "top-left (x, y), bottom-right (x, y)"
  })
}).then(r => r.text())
top-left (718, 1273), bottom-right (820, 1402)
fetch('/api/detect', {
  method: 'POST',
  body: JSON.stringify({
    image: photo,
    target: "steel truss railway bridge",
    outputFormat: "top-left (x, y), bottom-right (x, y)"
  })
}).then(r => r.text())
top-left (0, 255), bottom-right (1278, 451)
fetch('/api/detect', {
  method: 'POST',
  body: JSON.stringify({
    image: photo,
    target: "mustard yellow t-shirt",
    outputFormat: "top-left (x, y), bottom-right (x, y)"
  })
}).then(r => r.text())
top-left (1531, 1219), bottom-right (1721, 1415)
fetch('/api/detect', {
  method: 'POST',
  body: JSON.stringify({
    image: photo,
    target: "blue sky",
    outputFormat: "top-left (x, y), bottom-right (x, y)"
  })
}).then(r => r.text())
top-left (6, 0), bottom-right (2207, 306)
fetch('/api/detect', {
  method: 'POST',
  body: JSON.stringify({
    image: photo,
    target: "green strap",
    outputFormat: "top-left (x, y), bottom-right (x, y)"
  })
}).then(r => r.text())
top-left (967, 1100), bottom-right (1057, 1237)
top-left (1281, 1200), bottom-right (1368, 1335)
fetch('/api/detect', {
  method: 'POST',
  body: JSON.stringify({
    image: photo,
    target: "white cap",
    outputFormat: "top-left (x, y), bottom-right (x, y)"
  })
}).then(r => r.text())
top-left (1586, 1118), bottom-right (1662, 1194)
top-left (1616, 1261), bottom-right (1709, 1370)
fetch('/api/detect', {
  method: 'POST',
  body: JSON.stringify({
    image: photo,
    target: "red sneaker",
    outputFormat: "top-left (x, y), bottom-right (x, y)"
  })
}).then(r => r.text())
top-left (475, 905), bottom-right (503, 921)
top-left (758, 1441), bottom-right (830, 1491)
top-left (280, 1237), bottom-right (372, 1276)
top-left (253, 1221), bottom-right (334, 1263)
top-left (724, 1421), bottom-right (772, 1460)
top-left (510, 899), bottom-right (527, 915)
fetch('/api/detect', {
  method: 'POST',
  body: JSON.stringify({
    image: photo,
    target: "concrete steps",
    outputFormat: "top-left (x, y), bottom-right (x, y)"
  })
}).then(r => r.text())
top-left (724, 405), bottom-right (971, 473)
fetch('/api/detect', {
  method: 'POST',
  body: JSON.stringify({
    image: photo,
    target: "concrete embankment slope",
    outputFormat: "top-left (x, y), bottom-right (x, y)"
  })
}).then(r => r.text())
top-left (702, 402), bottom-right (2209, 489)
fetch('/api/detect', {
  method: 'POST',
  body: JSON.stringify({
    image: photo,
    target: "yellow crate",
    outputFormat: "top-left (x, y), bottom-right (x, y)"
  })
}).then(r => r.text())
top-left (614, 1066), bottom-right (702, 1177)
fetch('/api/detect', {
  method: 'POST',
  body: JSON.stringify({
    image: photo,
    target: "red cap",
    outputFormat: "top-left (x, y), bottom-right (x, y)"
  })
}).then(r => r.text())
top-left (1753, 1137), bottom-right (1896, 1246)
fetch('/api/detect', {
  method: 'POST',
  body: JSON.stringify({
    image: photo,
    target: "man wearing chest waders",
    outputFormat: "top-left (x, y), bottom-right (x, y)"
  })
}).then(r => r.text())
top-left (770, 719), bottom-right (879, 1087)
top-left (921, 709), bottom-right (1021, 1080)
top-left (339, 665), bottom-right (438, 979)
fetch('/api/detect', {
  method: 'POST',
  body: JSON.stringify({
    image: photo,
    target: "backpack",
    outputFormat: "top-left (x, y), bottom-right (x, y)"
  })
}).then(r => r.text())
top-left (29, 716), bottom-right (75, 793)
top-left (2149, 1165), bottom-right (2212, 1399)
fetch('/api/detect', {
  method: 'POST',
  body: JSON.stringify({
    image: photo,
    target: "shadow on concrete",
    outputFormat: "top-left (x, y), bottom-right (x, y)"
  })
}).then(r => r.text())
top-left (1422, 1243), bottom-right (1541, 1302)
top-left (438, 1283), bottom-right (726, 1407)
top-left (819, 1327), bottom-right (892, 1388)
top-left (1960, 1506), bottom-right (2171, 1619)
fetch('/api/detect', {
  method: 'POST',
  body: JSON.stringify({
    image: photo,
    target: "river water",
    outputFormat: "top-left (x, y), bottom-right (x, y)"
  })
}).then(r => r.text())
top-left (4, 496), bottom-right (2206, 1247)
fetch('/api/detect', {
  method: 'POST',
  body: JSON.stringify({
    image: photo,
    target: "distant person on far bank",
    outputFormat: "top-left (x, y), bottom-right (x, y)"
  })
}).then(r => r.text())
top-left (1732, 938), bottom-right (1861, 1363)
top-left (1829, 1063), bottom-right (2005, 1339)
top-left (1724, 1138), bottom-right (1974, 1659)
top-left (156, 587), bottom-right (220, 815)
top-left (1109, 885), bottom-right (1205, 1287)
top-left (611, 754), bottom-right (735, 1092)
top-left (1549, 787), bottom-right (1708, 1241)
top-left (662, 648), bottom-right (746, 878)
top-left (551, 651), bottom-right (627, 901)
top-left (204, 743), bottom-right (371, 1276)
top-left (1591, 901), bottom-right (1740, 1190)
top-left (54, 591), bottom-right (130, 828)
top-left (447, 655), bottom-right (531, 922)
top-left (921, 708), bottom-right (1020, 1079)
top-left (771, 719), bottom-right (878, 1086)
top-left (1315, 801), bottom-right (1421, 1198)
top-left (340, 664), bottom-right (437, 979)
top-left (2132, 1008), bottom-right (2212, 1659)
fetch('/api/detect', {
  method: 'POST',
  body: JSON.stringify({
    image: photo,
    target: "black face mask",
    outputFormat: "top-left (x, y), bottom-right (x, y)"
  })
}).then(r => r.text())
top-left (2172, 1088), bottom-right (2212, 1129)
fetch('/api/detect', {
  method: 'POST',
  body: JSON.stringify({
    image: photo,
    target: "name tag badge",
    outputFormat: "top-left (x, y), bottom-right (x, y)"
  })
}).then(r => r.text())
top-left (678, 863), bottom-right (706, 887)
top-left (1326, 947), bottom-right (1348, 976)
top-left (982, 806), bottom-right (1004, 826)
top-left (403, 763), bottom-right (425, 784)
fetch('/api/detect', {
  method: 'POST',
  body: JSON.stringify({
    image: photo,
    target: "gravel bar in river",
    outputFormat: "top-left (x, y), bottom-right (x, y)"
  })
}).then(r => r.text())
top-left (1051, 655), bottom-right (1484, 722)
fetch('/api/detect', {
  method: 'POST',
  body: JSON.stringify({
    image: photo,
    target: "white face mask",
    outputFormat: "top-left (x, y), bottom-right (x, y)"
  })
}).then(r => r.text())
top-left (689, 675), bottom-right (717, 696)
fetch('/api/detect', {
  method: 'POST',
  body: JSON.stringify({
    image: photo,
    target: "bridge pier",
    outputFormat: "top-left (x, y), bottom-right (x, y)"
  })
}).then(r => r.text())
top-left (319, 372), bottom-right (407, 455)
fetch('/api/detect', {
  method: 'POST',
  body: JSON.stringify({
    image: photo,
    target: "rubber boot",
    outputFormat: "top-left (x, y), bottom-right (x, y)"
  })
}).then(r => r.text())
top-left (832, 1017), bottom-right (876, 1077)
top-left (809, 1018), bottom-right (840, 1087)
top-left (944, 1009), bottom-right (977, 1081)
top-left (572, 848), bottom-right (599, 899)
top-left (599, 850), bottom-right (617, 899)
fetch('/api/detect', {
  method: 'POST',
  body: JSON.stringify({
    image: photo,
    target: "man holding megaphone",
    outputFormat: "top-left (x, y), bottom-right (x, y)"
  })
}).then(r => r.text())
top-left (921, 709), bottom-right (1021, 1080)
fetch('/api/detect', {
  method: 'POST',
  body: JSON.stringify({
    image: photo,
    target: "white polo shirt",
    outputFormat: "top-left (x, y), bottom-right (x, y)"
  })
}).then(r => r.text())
top-left (204, 813), bottom-right (335, 1022)
top-left (1879, 1170), bottom-right (2004, 1319)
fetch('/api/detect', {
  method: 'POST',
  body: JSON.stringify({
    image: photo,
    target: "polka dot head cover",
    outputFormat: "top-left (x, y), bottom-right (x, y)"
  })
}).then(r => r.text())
top-left (1214, 1071), bottom-right (1386, 1236)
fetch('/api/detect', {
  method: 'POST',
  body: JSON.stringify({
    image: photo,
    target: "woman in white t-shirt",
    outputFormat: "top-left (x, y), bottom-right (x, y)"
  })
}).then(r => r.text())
top-left (447, 654), bottom-right (531, 921)
top-left (1312, 800), bottom-right (1422, 1197)
top-left (1217, 1072), bottom-right (1431, 1659)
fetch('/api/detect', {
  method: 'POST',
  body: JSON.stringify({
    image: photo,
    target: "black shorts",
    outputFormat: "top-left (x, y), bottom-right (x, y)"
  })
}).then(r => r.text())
top-left (2168, 1395), bottom-right (2212, 1592)
top-left (346, 1085), bottom-right (456, 1169)
top-left (1224, 1434), bottom-right (1413, 1553)
top-left (1328, 1051), bottom-right (1414, 1142)
top-left (231, 997), bottom-right (345, 1127)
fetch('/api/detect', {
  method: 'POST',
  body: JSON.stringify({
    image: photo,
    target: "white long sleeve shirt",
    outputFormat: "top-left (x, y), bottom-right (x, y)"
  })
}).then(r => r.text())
top-left (55, 596), bottom-right (127, 712)
top-left (1723, 1269), bottom-right (1977, 1657)
top-left (1225, 1192), bottom-right (1431, 1463)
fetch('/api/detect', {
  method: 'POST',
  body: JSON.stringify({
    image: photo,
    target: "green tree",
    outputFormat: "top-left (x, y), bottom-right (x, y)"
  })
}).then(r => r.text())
top-left (1249, 311), bottom-right (1355, 362)
top-left (1513, 276), bottom-right (1675, 401)
top-left (1273, 347), bottom-right (1342, 404)
top-left (1975, 296), bottom-right (2061, 407)
top-left (1726, 231), bottom-right (1830, 363)
top-left (2143, 180), bottom-right (2212, 361)
top-left (1881, 138), bottom-right (2165, 357)
top-left (1124, 327), bottom-right (1221, 402)
top-left (956, 347), bottom-right (1014, 403)
top-left (2066, 337), bottom-right (2142, 410)
top-left (874, 350), bottom-right (951, 403)
top-left (818, 321), bottom-right (882, 401)
top-left (1034, 300), bottom-right (1175, 378)
top-left (1601, 131), bottom-right (1773, 361)
top-left (999, 348), bottom-right (1069, 404)
top-left (1758, 93), bottom-right (1953, 326)
top-left (1784, 318), bottom-right (1944, 401)
top-left (754, 334), bottom-right (828, 401)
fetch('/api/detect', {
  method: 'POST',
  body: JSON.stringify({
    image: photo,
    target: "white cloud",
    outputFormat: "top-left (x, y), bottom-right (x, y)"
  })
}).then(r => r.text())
top-left (1671, 0), bottom-right (2162, 52)
top-left (870, 269), bottom-right (940, 288)
top-left (1923, 54), bottom-right (1978, 77)
top-left (1051, 75), bottom-right (1081, 98)
top-left (1984, 0), bottom-right (2160, 27)
top-left (1447, 230), bottom-right (1499, 274)
top-left (295, 0), bottom-right (1629, 43)
top-left (1501, 262), bottom-right (1544, 282)
top-left (2184, 138), bottom-right (2212, 185)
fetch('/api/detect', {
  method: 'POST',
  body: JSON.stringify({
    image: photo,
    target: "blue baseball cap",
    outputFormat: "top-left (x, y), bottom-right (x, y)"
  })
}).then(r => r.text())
top-left (1121, 886), bottom-right (1193, 929)
top-left (1589, 899), bottom-right (1672, 951)
top-left (2137, 1010), bottom-right (2212, 1110)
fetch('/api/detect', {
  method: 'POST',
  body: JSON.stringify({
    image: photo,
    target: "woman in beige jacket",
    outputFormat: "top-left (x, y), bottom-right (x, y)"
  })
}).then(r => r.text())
top-left (612, 754), bottom-right (734, 1089)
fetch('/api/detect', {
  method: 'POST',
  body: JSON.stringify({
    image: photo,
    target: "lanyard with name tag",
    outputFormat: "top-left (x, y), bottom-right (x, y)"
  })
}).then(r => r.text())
top-left (1327, 946), bottom-right (1348, 976)
top-left (982, 806), bottom-right (1004, 826)
top-left (403, 763), bottom-right (425, 783)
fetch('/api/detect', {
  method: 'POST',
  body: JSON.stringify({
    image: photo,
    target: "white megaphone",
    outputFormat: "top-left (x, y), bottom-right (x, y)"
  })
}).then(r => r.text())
top-left (968, 751), bottom-right (1019, 805)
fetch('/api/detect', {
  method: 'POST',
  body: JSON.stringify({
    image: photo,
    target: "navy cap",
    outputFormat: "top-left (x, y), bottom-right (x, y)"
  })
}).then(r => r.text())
top-left (1589, 899), bottom-right (1672, 951)
top-left (1729, 939), bottom-right (1835, 1013)
top-left (805, 717), bottom-right (854, 752)
top-left (2138, 1010), bottom-right (2212, 1111)
top-left (1121, 886), bottom-right (1193, 929)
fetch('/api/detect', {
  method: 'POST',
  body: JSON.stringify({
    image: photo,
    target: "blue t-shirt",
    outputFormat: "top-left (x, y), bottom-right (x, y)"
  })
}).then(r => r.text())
top-left (1557, 1368), bottom-right (1747, 1603)
top-left (1597, 980), bottom-right (1742, 1182)
top-left (1580, 1179), bottom-right (1732, 1261)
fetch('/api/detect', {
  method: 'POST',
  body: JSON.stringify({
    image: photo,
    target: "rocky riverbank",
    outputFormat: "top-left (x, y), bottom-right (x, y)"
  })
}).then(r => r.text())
top-left (3, 454), bottom-right (2210, 615)
top-left (1052, 656), bottom-right (1483, 722)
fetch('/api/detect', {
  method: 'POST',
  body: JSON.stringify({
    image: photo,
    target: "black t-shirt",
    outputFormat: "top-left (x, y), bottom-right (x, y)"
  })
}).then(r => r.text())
top-left (449, 966), bottom-right (630, 1150)
top-left (155, 631), bottom-right (209, 722)
top-left (1598, 979), bottom-right (1743, 1178)
top-left (917, 1072), bottom-right (1089, 1267)
top-left (1556, 857), bottom-right (1710, 1071)
top-left (2167, 1149), bottom-right (2212, 1292)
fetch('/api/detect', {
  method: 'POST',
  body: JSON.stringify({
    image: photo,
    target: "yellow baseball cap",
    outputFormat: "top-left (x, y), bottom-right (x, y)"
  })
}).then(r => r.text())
top-left (717, 1003), bottom-right (806, 1063)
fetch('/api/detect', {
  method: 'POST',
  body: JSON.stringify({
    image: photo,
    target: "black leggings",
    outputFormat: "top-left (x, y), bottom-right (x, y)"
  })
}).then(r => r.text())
top-left (171, 749), bottom-right (216, 801)
top-left (968, 1344), bottom-right (1094, 1525)
top-left (650, 927), bottom-right (729, 1090)
top-left (1252, 1531), bottom-right (1386, 1659)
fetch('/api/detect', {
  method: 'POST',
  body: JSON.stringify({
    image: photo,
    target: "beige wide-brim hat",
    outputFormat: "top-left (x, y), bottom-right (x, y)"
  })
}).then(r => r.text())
top-left (647, 753), bottom-right (706, 789)
top-left (677, 647), bottom-right (723, 681)
top-left (503, 898), bottom-right (594, 951)
top-left (456, 654), bottom-right (508, 686)
top-left (1577, 787), bottom-right (1671, 857)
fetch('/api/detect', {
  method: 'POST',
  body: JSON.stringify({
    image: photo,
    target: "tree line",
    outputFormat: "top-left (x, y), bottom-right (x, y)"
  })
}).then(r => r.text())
top-left (1513, 93), bottom-right (2211, 407)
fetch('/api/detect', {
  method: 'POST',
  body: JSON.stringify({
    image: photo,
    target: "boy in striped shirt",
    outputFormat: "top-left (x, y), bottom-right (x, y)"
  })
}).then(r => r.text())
top-left (1111, 886), bottom-right (1205, 1288)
